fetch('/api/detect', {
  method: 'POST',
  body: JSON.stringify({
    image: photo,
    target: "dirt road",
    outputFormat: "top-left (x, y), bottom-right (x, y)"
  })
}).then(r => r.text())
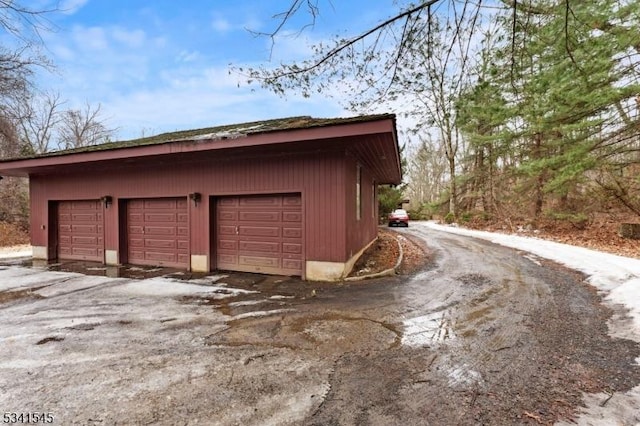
top-left (1, 226), bottom-right (639, 425)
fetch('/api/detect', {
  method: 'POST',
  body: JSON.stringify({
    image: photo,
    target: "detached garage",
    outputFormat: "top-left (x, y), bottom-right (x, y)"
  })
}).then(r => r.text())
top-left (0, 114), bottom-right (401, 281)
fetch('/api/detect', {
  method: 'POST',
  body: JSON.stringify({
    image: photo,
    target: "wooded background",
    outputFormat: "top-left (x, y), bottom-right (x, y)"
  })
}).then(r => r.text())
top-left (244, 0), bottom-right (640, 230)
top-left (1, 1), bottom-right (639, 247)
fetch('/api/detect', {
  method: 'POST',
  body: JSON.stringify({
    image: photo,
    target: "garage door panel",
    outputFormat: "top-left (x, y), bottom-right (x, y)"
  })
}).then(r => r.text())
top-left (145, 251), bottom-right (178, 263)
top-left (71, 213), bottom-right (100, 222)
top-left (126, 197), bottom-right (189, 268)
top-left (70, 200), bottom-right (100, 210)
top-left (218, 198), bottom-right (239, 207)
top-left (129, 249), bottom-right (144, 260)
top-left (239, 255), bottom-right (279, 268)
top-left (282, 212), bottom-right (302, 222)
top-left (283, 259), bottom-right (302, 270)
top-left (72, 235), bottom-right (100, 245)
top-left (218, 239), bottom-right (238, 250)
top-left (240, 197), bottom-right (280, 207)
top-left (144, 199), bottom-right (177, 209)
top-left (283, 243), bottom-right (302, 254)
top-left (241, 226), bottom-right (279, 237)
top-left (215, 194), bottom-right (302, 276)
top-left (71, 224), bottom-right (100, 234)
top-left (128, 212), bottom-right (144, 222)
top-left (128, 225), bottom-right (144, 235)
top-left (58, 200), bottom-right (104, 262)
top-left (239, 240), bottom-right (279, 253)
top-left (144, 212), bottom-right (176, 222)
top-left (144, 226), bottom-right (176, 236)
top-left (71, 247), bottom-right (101, 257)
top-left (218, 253), bottom-right (237, 264)
top-left (129, 238), bottom-right (144, 248)
top-left (145, 238), bottom-right (176, 249)
top-left (283, 228), bottom-right (302, 238)
top-left (283, 196), bottom-right (302, 206)
top-left (239, 211), bottom-right (281, 222)
top-left (218, 225), bottom-right (236, 236)
top-left (218, 210), bottom-right (237, 221)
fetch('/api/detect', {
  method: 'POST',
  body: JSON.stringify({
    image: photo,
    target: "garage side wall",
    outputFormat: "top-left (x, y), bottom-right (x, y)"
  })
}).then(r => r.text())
top-left (344, 155), bottom-right (378, 272)
top-left (28, 151), bottom-right (349, 271)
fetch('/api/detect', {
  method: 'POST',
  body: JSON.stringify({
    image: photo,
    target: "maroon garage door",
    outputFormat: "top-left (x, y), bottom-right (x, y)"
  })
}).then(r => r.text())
top-left (216, 194), bottom-right (303, 276)
top-left (127, 198), bottom-right (189, 268)
top-left (58, 200), bottom-right (104, 262)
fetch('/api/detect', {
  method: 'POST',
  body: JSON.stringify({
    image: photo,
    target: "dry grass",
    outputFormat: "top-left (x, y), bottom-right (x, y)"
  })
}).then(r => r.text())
top-left (0, 221), bottom-right (29, 246)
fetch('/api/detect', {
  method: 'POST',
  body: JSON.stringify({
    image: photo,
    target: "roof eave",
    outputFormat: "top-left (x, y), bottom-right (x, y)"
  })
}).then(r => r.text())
top-left (0, 117), bottom-right (400, 178)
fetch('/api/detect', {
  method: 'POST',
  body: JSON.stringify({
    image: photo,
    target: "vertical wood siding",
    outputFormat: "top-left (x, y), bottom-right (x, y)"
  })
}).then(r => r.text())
top-left (344, 155), bottom-right (378, 259)
top-left (29, 151), bottom-right (352, 264)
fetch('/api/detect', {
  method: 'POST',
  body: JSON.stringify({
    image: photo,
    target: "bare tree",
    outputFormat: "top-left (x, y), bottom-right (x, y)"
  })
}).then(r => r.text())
top-left (58, 103), bottom-right (113, 150)
top-left (406, 137), bottom-right (448, 208)
top-left (10, 91), bottom-right (64, 154)
top-left (0, 0), bottom-right (57, 44)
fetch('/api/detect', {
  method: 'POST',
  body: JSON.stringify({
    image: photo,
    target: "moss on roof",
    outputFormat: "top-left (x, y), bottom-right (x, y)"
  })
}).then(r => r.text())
top-left (19, 113), bottom-right (395, 160)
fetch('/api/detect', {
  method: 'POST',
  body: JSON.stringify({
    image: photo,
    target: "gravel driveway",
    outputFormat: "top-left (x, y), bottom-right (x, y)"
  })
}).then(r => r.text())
top-left (1, 226), bottom-right (639, 425)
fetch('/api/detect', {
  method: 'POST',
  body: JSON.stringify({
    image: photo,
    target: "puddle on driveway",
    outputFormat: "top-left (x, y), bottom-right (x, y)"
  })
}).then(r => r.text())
top-left (0, 288), bottom-right (45, 304)
top-left (207, 311), bottom-right (402, 354)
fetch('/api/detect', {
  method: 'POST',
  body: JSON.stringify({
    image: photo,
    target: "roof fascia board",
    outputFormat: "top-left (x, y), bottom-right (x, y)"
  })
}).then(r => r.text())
top-left (0, 119), bottom-right (395, 174)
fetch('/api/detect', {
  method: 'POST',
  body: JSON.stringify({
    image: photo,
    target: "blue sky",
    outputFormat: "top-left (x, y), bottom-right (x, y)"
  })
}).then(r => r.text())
top-left (15, 0), bottom-right (395, 140)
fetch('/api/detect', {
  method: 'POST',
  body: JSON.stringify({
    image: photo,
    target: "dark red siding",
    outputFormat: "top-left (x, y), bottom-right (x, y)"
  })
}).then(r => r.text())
top-left (216, 194), bottom-right (303, 275)
top-left (57, 200), bottom-right (104, 262)
top-left (345, 155), bottom-right (378, 259)
top-left (126, 198), bottom-right (190, 268)
top-left (29, 151), bottom-right (349, 269)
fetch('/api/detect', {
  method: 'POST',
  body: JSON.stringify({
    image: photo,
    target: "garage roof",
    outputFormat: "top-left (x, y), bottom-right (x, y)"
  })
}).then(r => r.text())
top-left (0, 114), bottom-right (401, 183)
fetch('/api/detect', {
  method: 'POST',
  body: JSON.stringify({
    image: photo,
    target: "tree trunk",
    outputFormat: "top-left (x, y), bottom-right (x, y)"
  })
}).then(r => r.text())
top-left (532, 133), bottom-right (545, 219)
top-left (449, 155), bottom-right (456, 217)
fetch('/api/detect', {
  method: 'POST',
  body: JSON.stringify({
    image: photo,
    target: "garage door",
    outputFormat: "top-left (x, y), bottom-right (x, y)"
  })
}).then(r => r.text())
top-left (127, 198), bottom-right (189, 268)
top-left (58, 200), bottom-right (104, 262)
top-left (216, 194), bottom-right (303, 276)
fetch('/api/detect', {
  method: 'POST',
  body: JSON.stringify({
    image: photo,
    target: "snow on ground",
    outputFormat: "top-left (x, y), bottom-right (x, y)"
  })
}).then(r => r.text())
top-left (401, 311), bottom-right (455, 347)
top-left (0, 245), bottom-right (31, 259)
top-left (111, 277), bottom-right (257, 298)
top-left (422, 221), bottom-right (640, 343)
top-left (419, 222), bottom-right (640, 426)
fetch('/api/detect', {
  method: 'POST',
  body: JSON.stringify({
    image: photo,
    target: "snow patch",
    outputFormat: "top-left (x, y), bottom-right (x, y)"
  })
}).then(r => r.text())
top-left (228, 309), bottom-right (294, 321)
top-left (422, 221), bottom-right (640, 342)
top-left (401, 311), bottom-right (455, 347)
top-left (0, 245), bottom-right (32, 259)
top-left (419, 221), bottom-right (640, 426)
top-left (111, 277), bottom-right (256, 298)
top-left (0, 267), bottom-right (80, 292)
top-left (446, 363), bottom-right (483, 387)
top-left (523, 254), bottom-right (542, 266)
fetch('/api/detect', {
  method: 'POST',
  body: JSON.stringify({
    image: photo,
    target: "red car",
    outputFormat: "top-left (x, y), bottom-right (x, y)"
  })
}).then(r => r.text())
top-left (388, 209), bottom-right (409, 227)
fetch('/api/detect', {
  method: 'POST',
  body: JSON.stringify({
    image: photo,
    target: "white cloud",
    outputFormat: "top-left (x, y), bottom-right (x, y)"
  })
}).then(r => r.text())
top-left (176, 50), bottom-right (200, 63)
top-left (100, 64), bottom-right (346, 140)
top-left (72, 25), bottom-right (109, 51)
top-left (59, 0), bottom-right (89, 15)
top-left (212, 17), bottom-right (232, 33)
top-left (111, 28), bottom-right (146, 49)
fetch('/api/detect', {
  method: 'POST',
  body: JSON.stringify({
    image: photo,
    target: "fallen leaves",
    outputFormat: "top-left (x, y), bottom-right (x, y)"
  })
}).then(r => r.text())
top-left (0, 221), bottom-right (29, 246)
